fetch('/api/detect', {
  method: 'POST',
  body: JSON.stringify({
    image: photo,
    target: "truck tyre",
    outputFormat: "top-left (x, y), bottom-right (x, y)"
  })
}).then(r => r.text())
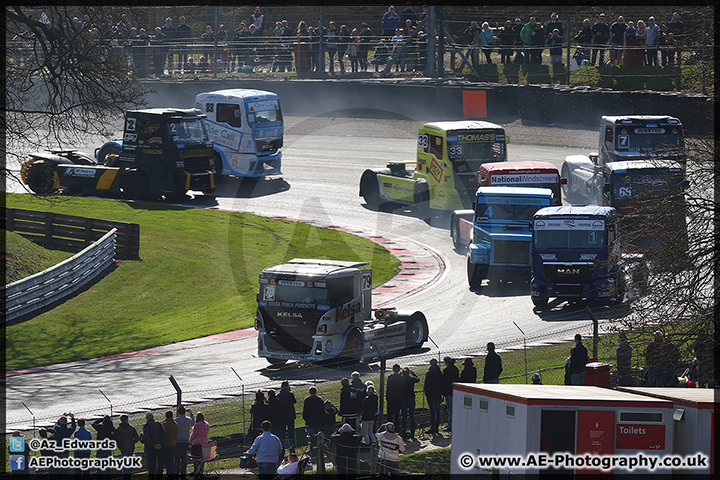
top-left (405, 312), bottom-right (428, 349)
top-left (341, 330), bottom-right (364, 361)
top-left (467, 260), bottom-right (483, 290)
top-left (24, 161), bottom-right (57, 195)
top-left (561, 164), bottom-right (572, 199)
top-left (532, 298), bottom-right (548, 309)
top-left (97, 143), bottom-right (122, 166)
top-left (450, 215), bottom-right (462, 250)
top-left (266, 358), bottom-right (288, 367)
top-left (360, 171), bottom-right (383, 208)
top-left (120, 170), bottom-right (148, 200)
top-left (213, 152), bottom-right (224, 179)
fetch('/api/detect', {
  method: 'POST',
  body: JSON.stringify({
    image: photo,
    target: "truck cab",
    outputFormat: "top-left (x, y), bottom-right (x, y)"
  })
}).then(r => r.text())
top-left (562, 115), bottom-right (685, 204)
top-left (255, 259), bottom-right (428, 365)
top-left (24, 109), bottom-right (216, 199)
top-left (195, 89), bottom-right (283, 178)
top-left (530, 206), bottom-right (625, 309)
top-left (360, 121), bottom-right (508, 212)
top-left (465, 186), bottom-right (555, 288)
top-left (476, 161), bottom-right (566, 205)
top-left (602, 160), bottom-right (687, 252)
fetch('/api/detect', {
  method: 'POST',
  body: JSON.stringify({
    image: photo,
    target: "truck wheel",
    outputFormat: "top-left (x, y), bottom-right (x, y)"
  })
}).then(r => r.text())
top-left (341, 330), bottom-right (364, 361)
top-left (532, 298), bottom-right (548, 310)
top-left (97, 143), bottom-right (122, 166)
top-left (24, 162), bottom-right (57, 195)
top-left (405, 313), bottom-right (428, 349)
top-left (450, 216), bottom-right (462, 250)
top-left (360, 171), bottom-right (382, 208)
top-left (213, 152), bottom-right (224, 179)
top-left (467, 260), bottom-right (483, 290)
top-left (120, 171), bottom-right (148, 200)
top-left (414, 182), bottom-right (430, 215)
top-left (267, 358), bottom-right (288, 367)
top-left (561, 165), bottom-right (572, 199)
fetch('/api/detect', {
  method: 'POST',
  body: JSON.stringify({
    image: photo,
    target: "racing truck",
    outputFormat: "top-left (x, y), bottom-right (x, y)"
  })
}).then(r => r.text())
top-left (561, 115), bottom-right (685, 205)
top-left (359, 121), bottom-right (508, 213)
top-left (601, 160), bottom-right (687, 252)
top-left (530, 206), bottom-right (626, 309)
top-left (255, 259), bottom-right (429, 365)
top-left (461, 186), bottom-right (555, 289)
top-left (476, 161), bottom-right (565, 206)
top-left (22, 109), bottom-right (217, 199)
top-left (195, 89), bottom-right (283, 178)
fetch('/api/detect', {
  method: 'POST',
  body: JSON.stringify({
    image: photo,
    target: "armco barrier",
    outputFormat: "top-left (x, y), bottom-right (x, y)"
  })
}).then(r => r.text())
top-left (3, 208), bottom-right (140, 260)
top-left (1, 228), bottom-right (117, 324)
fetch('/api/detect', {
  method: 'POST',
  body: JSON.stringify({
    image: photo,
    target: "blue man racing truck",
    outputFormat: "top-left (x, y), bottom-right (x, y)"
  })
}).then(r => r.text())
top-left (464, 186), bottom-right (555, 289)
top-left (530, 206), bottom-right (626, 309)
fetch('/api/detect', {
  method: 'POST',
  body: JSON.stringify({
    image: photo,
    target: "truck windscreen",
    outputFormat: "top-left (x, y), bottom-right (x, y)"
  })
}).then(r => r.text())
top-left (170, 119), bottom-right (207, 144)
top-left (262, 281), bottom-right (329, 307)
top-left (448, 141), bottom-right (505, 162)
top-left (247, 99), bottom-right (282, 126)
top-left (476, 201), bottom-right (545, 223)
top-left (611, 173), bottom-right (682, 208)
top-left (617, 129), bottom-right (683, 152)
top-left (534, 229), bottom-right (606, 250)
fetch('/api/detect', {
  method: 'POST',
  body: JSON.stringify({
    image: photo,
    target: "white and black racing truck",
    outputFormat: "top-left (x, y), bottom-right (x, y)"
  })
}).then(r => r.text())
top-left (255, 259), bottom-right (429, 365)
top-left (561, 115), bottom-right (685, 205)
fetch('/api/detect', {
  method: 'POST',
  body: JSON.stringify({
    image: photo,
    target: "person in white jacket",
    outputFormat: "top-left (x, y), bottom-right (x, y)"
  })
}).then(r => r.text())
top-left (375, 422), bottom-right (405, 475)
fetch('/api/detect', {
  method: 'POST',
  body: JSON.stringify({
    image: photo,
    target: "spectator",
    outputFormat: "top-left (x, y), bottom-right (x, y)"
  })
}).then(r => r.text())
top-left (665, 12), bottom-right (684, 64)
top-left (512, 18), bottom-right (524, 63)
top-left (73, 418), bottom-right (93, 464)
top-left (479, 22), bottom-right (494, 64)
top-left (424, 358), bottom-right (443, 434)
top-left (483, 342), bottom-right (503, 384)
top-left (548, 28), bottom-right (564, 65)
top-left (360, 384), bottom-right (379, 445)
top-left (131, 28), bottom-right (150, 76)
top-left (216, 23), bottom-right (228, 42)
top-left (645, 16), bottom-right (660, 66)
top-left (331, 423), bottom-right (362, 475)
top-left (375, 422), bottom-right (405, 476)
top-left (325, 21), bottom-right (340, 74)
top-left (201, 25), bottom-right (215, 58)
top-left (390, 28), bottom-right (406, 71)
top-left (189, 412), bottom-right (210, 476)
top-left (442, 357), bottom-right (459, 431)
top-left (617, 332), bottom-right (633, 386)
top-left (160, 17), bottom-right (177, 71)
top-left (232, 22), bottom-right (249, 70)
top-left (142, 413), bottom-right (165, 480)
top-left (197, 55), bottom-right (209, 72)
top-left (161, 410), bottom-right (177, 478)
top-left (276, 381), bottom-right (297, 449)
top-left (624, 21), bottom-right (642, 66)
top-left (92, 414), bottom-right (116, 474)
top-left (660, 29), bottom-right (673, 66)
top-left (339, 377), bottom-right (360, 428)
top-left (350, 372), bottom-right (367, 412)
top-left (459, 357), bottom-right (477, 383)
top-left (591, 13), bottom-right (610, 66)
top-left (337, 24), bottom-right (351, 74)
top-left (277, 453), bottom-right (300, 479)
top-left (116, 414), bottom-right (140, 480)
top-left (176, 16), bottom-right (192, 71)
top-left (151, 27), bottom-right (168, 76)
top-left (463, 20), bottom-right (481, 67)
top-left (568, 334), bottom-right (589, 385)
top-left (400, 367), bottom-right (420, 439)
top-left (250, 6), bottom-right (265, 36)
top-left (348, 31), bottom-right (360, 73)
top-left (530, 21), bottom-right (545, 64)
top-left (546, 12), bottom-right (563, 37)
top-left (323, 399), bottom-right (338, 427)
top-left (385, 363), bottom-right (404, 428)
top-left (175, 406), bottom-right (195, 478)
top-left (498, 20), bottom-right (515, 64)
top-left (574, 18), bottom-right (593, 64)
top-left (307, 26), bottom-right (318, 72)
top-left (520, 17), bottom-right (538, 63)
top-left (635, 19), bottom-right (648, 66)
top-left (358, 23), bottom-right (372, 71)
top-left (664, 335), bottom-right (681, 387)
top-left (247, 420), bottom-right (283, 480)
top-left (250, 390), bottom-right (272, 440)
top-left (400, 2), bottom-right (416, 26)
top-left (382, 6), bottom-right (400, 38)
top-left (302, 387), bottom-right (325, 454)
top-left (371, 39), bottom-right (389, 71)
top-left (531, 372), bottom-right (544, 385)
top-left (609, 15), bottom-right (626, 65)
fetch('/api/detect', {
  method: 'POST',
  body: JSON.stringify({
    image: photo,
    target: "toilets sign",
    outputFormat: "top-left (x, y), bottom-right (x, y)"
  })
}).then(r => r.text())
top-left (616, 424), bottom-right (666, 450)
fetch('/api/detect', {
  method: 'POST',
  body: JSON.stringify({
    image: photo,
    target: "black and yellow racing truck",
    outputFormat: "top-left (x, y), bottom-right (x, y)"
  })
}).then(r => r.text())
top-left (21, 108), bottom-right (218, 200)
top-left (359, 121), bottom-right (508, 214)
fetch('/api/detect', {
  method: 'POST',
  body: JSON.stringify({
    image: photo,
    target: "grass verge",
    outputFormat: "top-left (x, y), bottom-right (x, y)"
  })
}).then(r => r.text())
top-left (5, 194), bottom-right (400, 371)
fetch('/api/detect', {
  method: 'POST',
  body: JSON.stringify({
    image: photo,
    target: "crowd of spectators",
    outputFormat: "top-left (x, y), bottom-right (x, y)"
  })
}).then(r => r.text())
top-left (13, 6), bottom-right (691, 77)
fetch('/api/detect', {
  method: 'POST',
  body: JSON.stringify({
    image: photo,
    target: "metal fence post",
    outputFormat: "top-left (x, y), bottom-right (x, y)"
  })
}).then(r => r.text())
top-left (371, 443), bottom-right (377, 476)
top-left (169, 375), bottom-right (182, 407)
top-left (585, 306), bottom-right (599, 359)
top-left (317, 431), bottom-right (325, 474)
top-left (424, 455), bottom-right (432, 477)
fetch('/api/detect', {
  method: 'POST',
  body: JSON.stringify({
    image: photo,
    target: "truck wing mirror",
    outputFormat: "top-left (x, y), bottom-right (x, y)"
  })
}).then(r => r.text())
top-left (256, 293), bottom-right (260, 303)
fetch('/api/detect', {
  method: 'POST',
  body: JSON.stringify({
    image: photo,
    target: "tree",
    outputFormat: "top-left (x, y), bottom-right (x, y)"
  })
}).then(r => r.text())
top-left (4, 6), bottom-right (149, 187)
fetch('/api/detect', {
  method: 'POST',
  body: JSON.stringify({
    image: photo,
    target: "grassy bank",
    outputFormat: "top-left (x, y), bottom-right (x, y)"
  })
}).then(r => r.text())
top-left (4, 194), bottom-right (400, 370)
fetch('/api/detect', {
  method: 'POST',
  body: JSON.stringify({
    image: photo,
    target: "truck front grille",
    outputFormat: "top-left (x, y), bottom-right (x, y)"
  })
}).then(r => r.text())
top-left (543, 263), bottom-right (595, 281)
top-left (493, 240), bottom-right (531, 264)
top-left (265, 335), bottom-right (313, 354)
top-left (255, 138), bottom-right (282, 153)
top-left (553, 284), bottom-right (585, 296)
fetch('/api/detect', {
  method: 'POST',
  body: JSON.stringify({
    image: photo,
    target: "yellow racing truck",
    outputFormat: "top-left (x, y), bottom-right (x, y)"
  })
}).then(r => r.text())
top-left (359, 121), bottom-right (508, 213)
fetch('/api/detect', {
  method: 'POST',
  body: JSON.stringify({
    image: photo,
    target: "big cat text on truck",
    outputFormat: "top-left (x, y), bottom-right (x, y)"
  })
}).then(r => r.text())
top-left (255, 259), bottom-right (429, 366)
top-left (359, 121), bottom-right (508, 213)
top-left (195, 89), bottom-right (283, 178)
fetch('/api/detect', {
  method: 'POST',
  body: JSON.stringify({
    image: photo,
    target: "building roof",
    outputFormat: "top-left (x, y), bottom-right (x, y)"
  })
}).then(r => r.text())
top-left (454, 384), bottom-right (675, 409)
top-left (617, 387), bottom-right (718, 409)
